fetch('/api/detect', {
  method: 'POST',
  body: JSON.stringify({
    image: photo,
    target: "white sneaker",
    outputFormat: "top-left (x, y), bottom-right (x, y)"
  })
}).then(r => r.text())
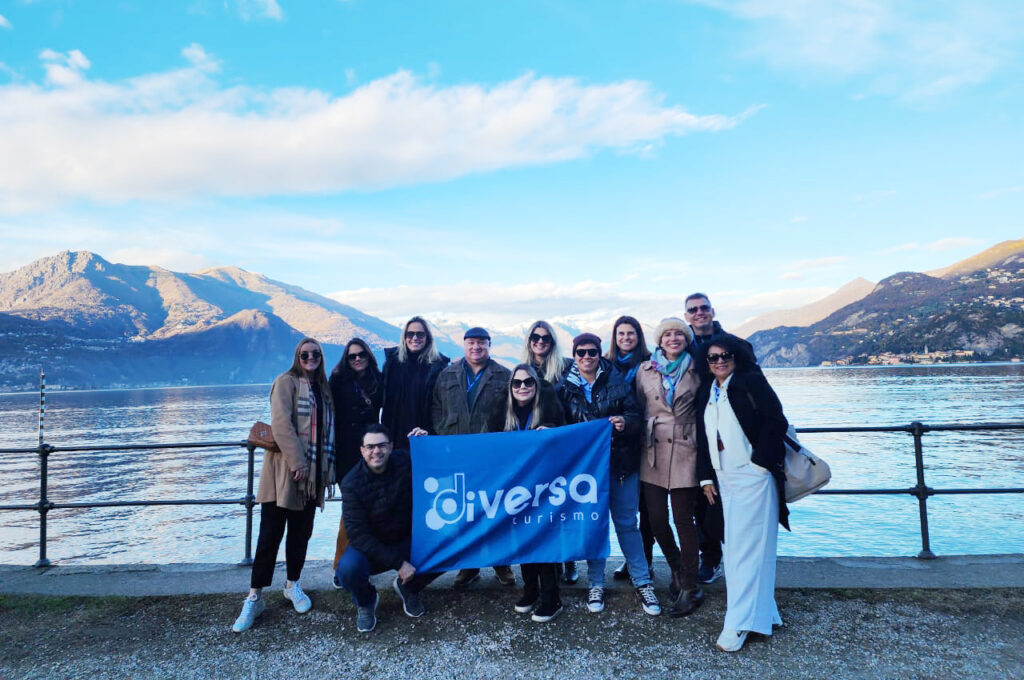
top-left (284, 581), bottom-right (312, 614)
top-left (586, 586), bottom-right (605, 613)
top-left (716, 628), bottom-right (749, 652)
top-left (232, 593), bottom-right (265, 633)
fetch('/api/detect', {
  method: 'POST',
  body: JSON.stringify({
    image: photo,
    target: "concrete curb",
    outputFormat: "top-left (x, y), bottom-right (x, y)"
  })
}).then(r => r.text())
top-left (1, 554), bottom-right (1021, 597)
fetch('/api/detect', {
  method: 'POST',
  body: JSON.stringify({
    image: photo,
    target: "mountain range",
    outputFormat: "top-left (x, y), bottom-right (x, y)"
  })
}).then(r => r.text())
top-left (748, 239), bottom-right (1024, 367)
top-left (0, 242), bottom-right (1020, 389)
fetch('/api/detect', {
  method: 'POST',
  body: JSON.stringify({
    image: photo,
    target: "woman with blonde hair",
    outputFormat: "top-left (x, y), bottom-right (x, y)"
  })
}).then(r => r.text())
top-left (380, 316), bottom-right (450, 449)
top-left (487, 363), bottom-right (565, 622)
top-left (233, 337), bottom-right (335, 632)
top-left (522, 320), bottom-right (572, 387)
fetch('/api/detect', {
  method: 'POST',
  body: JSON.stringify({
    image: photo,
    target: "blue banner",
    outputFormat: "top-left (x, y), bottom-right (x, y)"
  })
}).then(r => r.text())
top-left (410, 419), bottom-right (611, 572)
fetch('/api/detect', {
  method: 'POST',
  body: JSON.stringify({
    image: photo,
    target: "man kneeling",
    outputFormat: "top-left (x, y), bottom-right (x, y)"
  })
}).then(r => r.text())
top-left (335, 424), bottom-right (440, 632)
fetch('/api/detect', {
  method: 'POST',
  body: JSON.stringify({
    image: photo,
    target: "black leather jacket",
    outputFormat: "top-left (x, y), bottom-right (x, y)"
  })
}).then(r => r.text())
top-left (555, 358), bottom-right (642, 479)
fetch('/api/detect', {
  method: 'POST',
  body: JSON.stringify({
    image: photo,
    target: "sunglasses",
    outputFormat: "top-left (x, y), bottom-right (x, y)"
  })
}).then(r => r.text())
top-left (687, 304), bottom-right (711, 315)
top-left (361, 442), bottom-right (391, 452)
top-left (529, 333), bottom-right (552, 344)
top-left (511, 377), bottom-right (537, 389)
top-left (707, 352), bottom-right (734, 364)
top-left (299, 350), bottom-right (322, 361)
top-left (348, 351), bottom-right (367, 361)
top-left (405, 331), bottom-right (427, 340)
top-left (575, 348), bottom-right (600, 358)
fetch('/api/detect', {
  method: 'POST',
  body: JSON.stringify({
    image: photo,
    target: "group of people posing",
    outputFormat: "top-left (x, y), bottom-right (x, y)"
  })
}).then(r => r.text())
top-left (232, 293), bottom-right (791, 653)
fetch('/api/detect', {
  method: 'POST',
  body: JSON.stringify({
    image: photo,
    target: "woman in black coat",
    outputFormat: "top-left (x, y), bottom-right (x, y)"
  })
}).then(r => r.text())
top-left (329, 338), bottom-right (383, 480)
top-left (380, 316), bottom-right (450, 449)
top-left (695, 333), bottom-right (788, 653)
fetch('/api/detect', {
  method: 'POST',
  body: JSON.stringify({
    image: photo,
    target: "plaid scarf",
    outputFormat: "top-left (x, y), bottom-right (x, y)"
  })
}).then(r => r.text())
top-left (295, 377), bottom-right (336, 507)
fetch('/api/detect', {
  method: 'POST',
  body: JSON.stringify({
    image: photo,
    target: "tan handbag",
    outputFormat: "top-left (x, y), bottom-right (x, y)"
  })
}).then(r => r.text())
top-left (247, 420), bottom-right (280, 452)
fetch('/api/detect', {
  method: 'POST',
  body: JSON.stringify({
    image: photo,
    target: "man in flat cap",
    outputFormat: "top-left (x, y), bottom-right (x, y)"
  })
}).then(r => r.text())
top-left (431, 326), bottom-right (514, 588)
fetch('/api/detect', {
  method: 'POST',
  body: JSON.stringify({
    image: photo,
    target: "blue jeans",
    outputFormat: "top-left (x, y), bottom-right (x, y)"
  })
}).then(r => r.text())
top-left (335, 539), bottom-right (439, 607)
top-left (588, 471), bottom-right (652, 588)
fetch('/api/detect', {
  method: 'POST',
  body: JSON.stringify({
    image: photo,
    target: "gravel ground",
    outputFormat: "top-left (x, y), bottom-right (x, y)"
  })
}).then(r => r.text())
top-left (2, 585), bottom-right (1021, 679)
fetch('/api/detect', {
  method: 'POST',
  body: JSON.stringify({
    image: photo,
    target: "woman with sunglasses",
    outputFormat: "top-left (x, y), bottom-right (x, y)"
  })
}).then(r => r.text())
top-left (522, 321), bottom-right (583, 584)
top-left (381, 316), bottom-right (450, 449)
top-left (635, 318), bottom-right (704, 617)
top-left (556, 333), bottom-right (660, 617)
top-left (695, 333), bottom-right (789, 652)
top-left (487, 364), bottom-right (566, 622)
top-left (604, 315), bottom-right (655, 583)
top-left (233, 337), bottom-right (336, 632)
top-left (523, 320), bottom-right (572, 387)
top-left (329, 339), bottom-right (383, 479)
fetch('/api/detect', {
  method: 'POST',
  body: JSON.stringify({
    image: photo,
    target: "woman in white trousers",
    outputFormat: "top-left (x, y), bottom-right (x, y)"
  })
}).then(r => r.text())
top-left (695, 333), bottom-right (790, 652)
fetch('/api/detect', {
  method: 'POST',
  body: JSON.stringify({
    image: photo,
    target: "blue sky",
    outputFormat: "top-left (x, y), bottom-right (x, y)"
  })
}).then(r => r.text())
top-left (1, 1), bottom-right (1021, 330)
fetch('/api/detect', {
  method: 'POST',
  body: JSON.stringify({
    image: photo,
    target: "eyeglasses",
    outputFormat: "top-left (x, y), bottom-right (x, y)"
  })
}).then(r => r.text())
top-left (529, 333), bottom-right (552, 345)
top-left (405, 331), bottom-right (427, 340)
top-left (707, 352), bottom-right (734, 364)
top-left (299, 350), bottom-right (322, 361)
top-left (348, 351), bottom-right (367, 361)
top-left (511, 377), bottom-right (537, 389)
top-left (686, 304), bottom-right (711, 315)
top-left (361, 442), bottom-right (391, 452)
top-left (575, 348), bottom-right (600, 358)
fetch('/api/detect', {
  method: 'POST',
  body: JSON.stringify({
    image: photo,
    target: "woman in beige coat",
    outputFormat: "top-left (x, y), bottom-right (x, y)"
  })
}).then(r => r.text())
top-left (635, 317), bottom-right (703, 618)
top-left (233, 337), bottom-right (336, 633)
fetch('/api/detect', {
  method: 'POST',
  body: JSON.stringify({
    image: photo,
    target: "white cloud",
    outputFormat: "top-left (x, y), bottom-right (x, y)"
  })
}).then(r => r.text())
top-left (691, 0), bottom-right (1024, 100)
top-left (327, 279), bottom-right (834, 332)
top-left (880, 237), bottom-right (983, 255)
top-left (39, 48), bottom-right (91, 86)
top-left (780, 271), bottom-right (803, 280)
top-left (980, 186), bottom-right (1024, 200)
top-left (0, 14), bottom-right (12, 30)
top-left (791, 255), bottom-right (847, 270)
top-left (0, 47), bottom-right (752, 212)
top-left (181, 43), bottom-right (220, 73)
top-left (238, 0), bottom-right (283, 21)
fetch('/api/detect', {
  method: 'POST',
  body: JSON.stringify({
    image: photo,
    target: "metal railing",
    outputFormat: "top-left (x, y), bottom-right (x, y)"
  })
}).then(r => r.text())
top-left (1, 422), bottom-right (1023, 567)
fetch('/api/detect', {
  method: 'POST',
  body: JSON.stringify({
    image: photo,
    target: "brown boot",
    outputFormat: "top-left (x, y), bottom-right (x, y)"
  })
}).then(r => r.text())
top-left (493, 565), bottom-right (516, 586)
top-left (453, 568), bottom-right (481, 590)
top-left (668, 559), bottom-right (682, 602)
top-left (669, 586), bottom-right (705, 617)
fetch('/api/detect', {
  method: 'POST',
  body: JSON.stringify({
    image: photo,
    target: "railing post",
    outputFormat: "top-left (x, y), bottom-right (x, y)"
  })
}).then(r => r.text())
top-left (911, 421), bottom-right (936, 559)
top-left (34, 443), bottom-right (54, 568)
top-left (35, 369), bottom-right (52, 568)
top-left (239, 444), bottom-right (256, 566)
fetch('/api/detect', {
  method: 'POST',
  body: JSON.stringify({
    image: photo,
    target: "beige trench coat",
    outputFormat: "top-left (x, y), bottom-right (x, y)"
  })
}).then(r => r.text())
top-left (256, 372), bottom-right (313, 511)
top-left (635, 360), bottom-right (702, 489)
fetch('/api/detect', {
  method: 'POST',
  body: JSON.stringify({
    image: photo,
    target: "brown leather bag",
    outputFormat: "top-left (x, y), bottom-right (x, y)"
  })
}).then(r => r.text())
top-left (247, 421), bottom-right (280, 452)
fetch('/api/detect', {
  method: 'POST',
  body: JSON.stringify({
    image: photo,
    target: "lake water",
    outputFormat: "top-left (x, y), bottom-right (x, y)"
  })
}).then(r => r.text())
top-left (0, 364), bottom-right (1022, 565)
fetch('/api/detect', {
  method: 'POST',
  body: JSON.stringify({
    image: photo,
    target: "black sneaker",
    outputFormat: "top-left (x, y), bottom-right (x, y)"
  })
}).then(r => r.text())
top-left (635, 584), bottom-right (661, 616)
top-left (392, 576), bottom-right (425, 618)
top-left (515, 591), bottom-right (539, 614)
top-left (531, 600), bottom-right (563, 623)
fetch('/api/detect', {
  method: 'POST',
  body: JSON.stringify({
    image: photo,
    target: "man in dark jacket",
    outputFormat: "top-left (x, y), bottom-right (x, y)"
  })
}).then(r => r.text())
top-left (683, 292), bottom-right (759, 586)
top-left (430, 326), bottom-right (514, 588)
top-left (555, 333), bottom-right (661, 617)
top-left (334, 424), bottom-right (440, 632)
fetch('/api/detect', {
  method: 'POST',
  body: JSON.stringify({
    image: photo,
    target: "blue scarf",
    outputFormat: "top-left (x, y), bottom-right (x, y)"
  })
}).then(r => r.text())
top-left (614, 352), bottom-right (640, 385)
top-left (651, 348), bottom-right (691, 404)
